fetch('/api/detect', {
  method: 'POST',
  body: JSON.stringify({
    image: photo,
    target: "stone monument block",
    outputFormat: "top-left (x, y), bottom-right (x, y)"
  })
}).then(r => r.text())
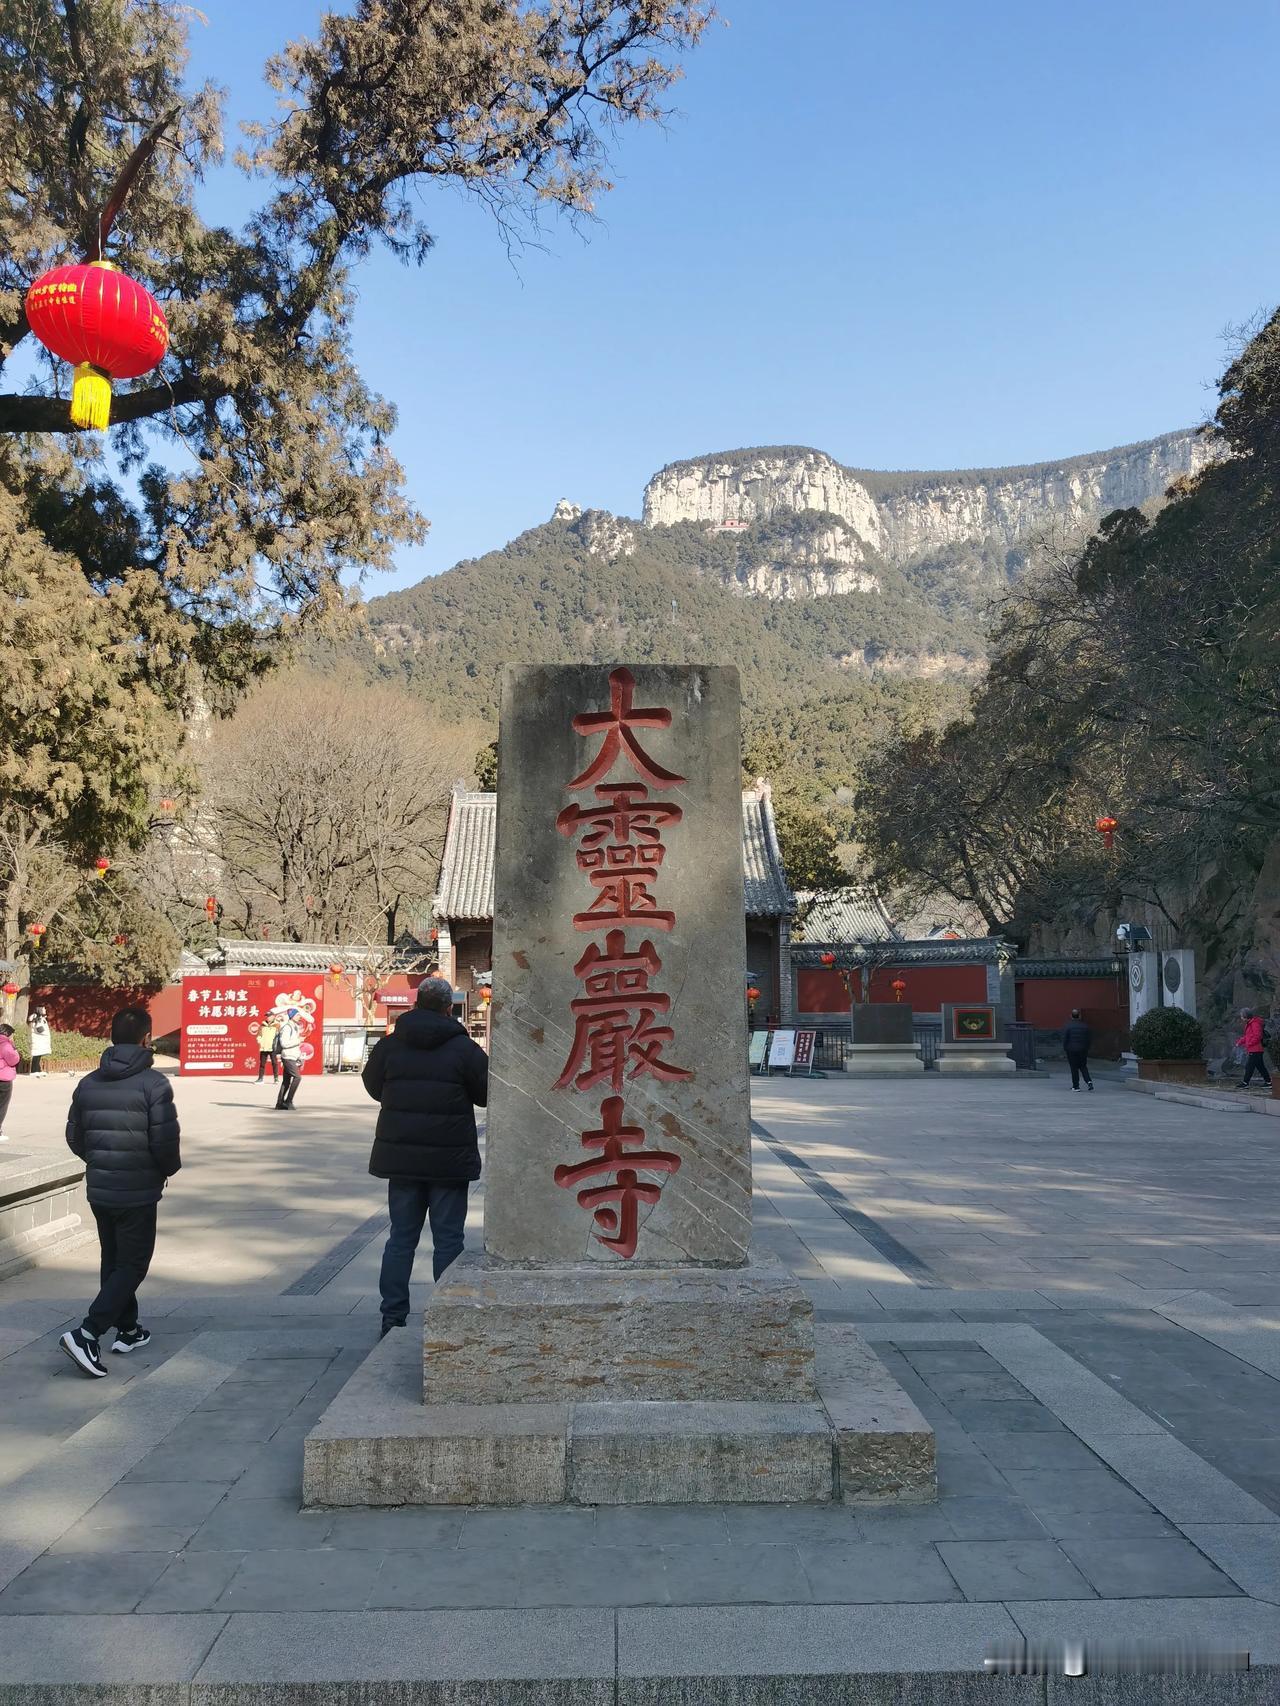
top-left (484, 663), bottom-right (751, 1267)
top-left (849, 1002), bottom-right (914, 1045)
top-left (424, 1253), bottom-right (816, 1404)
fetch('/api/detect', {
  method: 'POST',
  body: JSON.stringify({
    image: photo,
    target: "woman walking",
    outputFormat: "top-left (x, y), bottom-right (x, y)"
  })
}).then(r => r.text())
top-left (28, 1007), bottom-right (52, 1073)
top-left (1235, 1009), bottom-right (1272, 1090)
top-left (0, 1023), bottom-right (19, 1140)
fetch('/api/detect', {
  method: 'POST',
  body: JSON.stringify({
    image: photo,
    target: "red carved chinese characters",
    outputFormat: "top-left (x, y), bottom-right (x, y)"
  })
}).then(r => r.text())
top-left (554, 932), bottom-right (693, 1093)
top-left (554, 668), bottom-right (690, 1257)
top-left (553, 1097), bottom-right (682, 1259)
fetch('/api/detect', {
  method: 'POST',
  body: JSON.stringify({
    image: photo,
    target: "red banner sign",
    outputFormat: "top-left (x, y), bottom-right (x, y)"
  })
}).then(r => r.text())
top-left (180, 974), bottom-right (325, 1076)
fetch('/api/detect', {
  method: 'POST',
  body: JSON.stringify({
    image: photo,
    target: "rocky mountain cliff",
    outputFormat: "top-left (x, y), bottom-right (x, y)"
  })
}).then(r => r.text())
top-left (344, 423), bottom-right (1217, 790)
top-left (642, 429), bottom-right (1214, 574)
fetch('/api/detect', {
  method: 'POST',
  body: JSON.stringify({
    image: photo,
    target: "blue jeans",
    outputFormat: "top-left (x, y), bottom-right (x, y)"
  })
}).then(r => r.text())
top-left (379, 1179), bottom-right (469, 1324)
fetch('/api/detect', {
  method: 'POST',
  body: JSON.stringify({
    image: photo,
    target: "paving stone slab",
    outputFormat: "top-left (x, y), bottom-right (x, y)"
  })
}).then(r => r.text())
top-left (1085, 1436), bottom-right (1280, 1528)
top-left (617, 1602), bottom-right (1026, 1676)
top-left (1057, 1537), bottom-right (1243, 1599)
top-left (796, 1540), bottom-right (962, 1604)
top-left (937, 1539), bottom-right (1096, 1602)
top-left (1005, 1596), bottom-right (1280, 1663)
top-left (193, 1607), bottom-right (616, 1684)
top-left (1174, 1527), bottom-right (1280, 1606)
top-left (214, 1547), bottom-right (387, 1611)
top-left (0, 1613), bottom-right (227, 1682)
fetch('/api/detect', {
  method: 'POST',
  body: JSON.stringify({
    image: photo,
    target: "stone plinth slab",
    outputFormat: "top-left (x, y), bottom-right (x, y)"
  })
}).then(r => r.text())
top-left (424, 1252), bottom-right (816, 1404)
top-left (304, 1328), bottom-right (566, 1507)
top-left (569, 1400), bottom-right (834, 1504)
top-left (486, 663), bottom-right (751, 1267)
top-left (936, 1045), bottom-right (1016, 1076)
top-left (843, 1044), bottom-right (924, 1077)
top-left (0, 1151), bottom-right (90, 1281)
top-left (816, 1325), bottom-right (936, 1505)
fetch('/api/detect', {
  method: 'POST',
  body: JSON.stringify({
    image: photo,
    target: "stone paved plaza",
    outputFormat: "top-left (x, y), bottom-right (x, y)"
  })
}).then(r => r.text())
top-left (2, 1066), bottom-right (1280, 1697)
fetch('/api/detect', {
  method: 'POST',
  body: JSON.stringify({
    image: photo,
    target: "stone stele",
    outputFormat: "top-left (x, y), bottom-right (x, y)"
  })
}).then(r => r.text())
top-left (483, 662), bottom-right (751, 1267)
top-left (304, 667), bottom-right (937, 1504)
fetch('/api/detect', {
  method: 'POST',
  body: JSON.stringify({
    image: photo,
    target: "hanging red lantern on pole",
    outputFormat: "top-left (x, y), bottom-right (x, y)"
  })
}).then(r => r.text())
top-left (478, 986), bottom-right (492, 1006)
top-left (1095, 815), bottom-right (1118, 852)
top-left (891, 978), bottom-right (907, 1003)
top-left (2, 982), bottom-right (19, 1000)
top-left (93, 857), bottom-right (110, 880)
top-left (27, 922), bottom-right (47, 949)
top-left (25, 261), bottom-right (169, 431)
top-left (328, 963), bottom-right (343, 987)
top-left (204, 896), bottom-right (217, 922)
top-left (819, 951), bottom-right (836, 968)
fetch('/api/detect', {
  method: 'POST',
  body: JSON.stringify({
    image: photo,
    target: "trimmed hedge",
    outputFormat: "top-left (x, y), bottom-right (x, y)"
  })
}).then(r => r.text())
top-left (1130, 1007), bottom-right (1204, 1061)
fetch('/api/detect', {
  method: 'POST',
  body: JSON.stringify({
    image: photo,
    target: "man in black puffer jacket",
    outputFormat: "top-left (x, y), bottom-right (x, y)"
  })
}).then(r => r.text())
top-left (363, 977), bottom-right (488, 1336)
top-left (1061, 1008), bottom-right (1094, 1093)
top-left (60, 1007), bottom-right (181, 1377)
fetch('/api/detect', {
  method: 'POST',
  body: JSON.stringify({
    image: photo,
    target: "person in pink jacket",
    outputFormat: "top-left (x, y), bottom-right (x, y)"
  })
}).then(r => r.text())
top-left (0, 1023), bottom-right (19, 1141)
top-left (1236, 1010), bottom-right (1272, 1089)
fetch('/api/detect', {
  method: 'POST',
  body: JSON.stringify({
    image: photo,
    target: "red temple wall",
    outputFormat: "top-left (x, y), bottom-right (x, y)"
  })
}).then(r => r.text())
top-left (796, 963), bottom-right (988, 1014)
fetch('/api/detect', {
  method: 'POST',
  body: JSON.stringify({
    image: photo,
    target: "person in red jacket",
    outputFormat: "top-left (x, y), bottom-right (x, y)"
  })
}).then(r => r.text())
top-left (1235, 1010), bottom-right (1272, 1089)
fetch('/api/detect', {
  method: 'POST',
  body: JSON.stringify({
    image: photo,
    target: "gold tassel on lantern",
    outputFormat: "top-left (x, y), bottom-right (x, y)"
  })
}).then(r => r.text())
top-left (71, 363), bottom-right (112, 431)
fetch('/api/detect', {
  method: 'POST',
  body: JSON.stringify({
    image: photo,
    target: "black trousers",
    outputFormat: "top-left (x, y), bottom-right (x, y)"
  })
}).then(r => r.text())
top-left (256, 1050), bottom-right (278, 1082)
top-left (1066, 1051), bottom-right (1092, 1089)
top-left (276, 1058), bottom-right (302, 1107)
top-left (1242, 1051), bottom-right (1272, 1087)
top-left (85, 1202), bottom-right (157, 1338)
top-left (0, 1079), bottom-right (11, 1130)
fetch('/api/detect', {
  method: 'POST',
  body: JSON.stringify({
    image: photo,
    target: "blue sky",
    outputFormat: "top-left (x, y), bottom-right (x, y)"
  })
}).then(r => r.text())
top-left (188, 0), bottom-right (1280, 588)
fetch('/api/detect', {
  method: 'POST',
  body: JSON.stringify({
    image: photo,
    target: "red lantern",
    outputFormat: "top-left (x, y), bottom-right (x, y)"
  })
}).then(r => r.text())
top-left (94, 857), bottom-right (110, 879)
top-left (158, 797), bottom-right (175, 815)
top-left (25, 261), bottom-right (169, 431)
top-left (329, 963), bottom-right (343, 987)
top-left (478, 986), bottom-right (492, 1005)
top-left (2, 982), bottom-right (18, 999)
top-left (746, 985), bottom-right (761, 1006)
top-left (891, 978), bottom-right (907, 1003)
top-left (113, 934), bottom-right (129, 947)
top-left (204, 896), bottom-right (217, 921)
top-left (27, 922), bottom-right (47, 947)
top-left (1095, 815), bottom-right (1118, 851)
top-left (819, 951), bottom-right (836, 968)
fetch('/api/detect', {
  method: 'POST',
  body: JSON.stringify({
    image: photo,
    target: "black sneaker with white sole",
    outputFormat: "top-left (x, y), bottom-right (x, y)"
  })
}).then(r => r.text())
top-left (112, 1326), bottom-right (151, 1354)
top-left (60, 1328), bottom-right (107, 1378)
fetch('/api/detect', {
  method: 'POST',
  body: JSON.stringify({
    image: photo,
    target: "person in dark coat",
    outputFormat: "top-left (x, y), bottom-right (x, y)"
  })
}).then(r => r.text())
top-left (1062, 1008), bottom-right (1094, 1092)
top-left (60, 1007), bottom-right (181, 1377)
top-left (362, 977), bottom-right (488, 1336)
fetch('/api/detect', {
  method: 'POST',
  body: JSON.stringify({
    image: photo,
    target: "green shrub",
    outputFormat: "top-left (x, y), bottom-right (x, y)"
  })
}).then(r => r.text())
top-left (12, 1024), bottom-right (106, 1069)
top-left (1130, 1007), bottom-right (1204, 1061)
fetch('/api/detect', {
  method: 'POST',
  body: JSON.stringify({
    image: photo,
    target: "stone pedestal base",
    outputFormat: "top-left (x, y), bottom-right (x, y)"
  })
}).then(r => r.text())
top-left (843, 1043), bottom-right (923, 1077)
top-left (303, 1313), bottom-right (936, 1509)
top-left (936, 1042), bottom-right (1016, 1075)
top-left (423, 1252), bottom-right (816, 1404)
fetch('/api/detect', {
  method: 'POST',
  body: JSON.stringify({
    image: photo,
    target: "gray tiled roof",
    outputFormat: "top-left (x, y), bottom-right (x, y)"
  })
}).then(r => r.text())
top-left (434, 790), bottom-right (498, 921)
top-left (792, 890), bottom-right (900, 944)
top-left (213, 941), bottom-right (390, 972)
top-left (435, 786), bottom-right (795, 922)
